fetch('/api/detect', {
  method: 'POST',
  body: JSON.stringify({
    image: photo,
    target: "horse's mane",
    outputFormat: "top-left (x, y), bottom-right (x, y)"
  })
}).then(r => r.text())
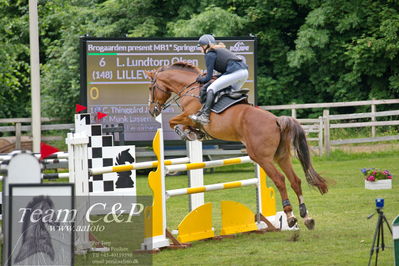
top-left (158, 62), bottom-right (200, 74)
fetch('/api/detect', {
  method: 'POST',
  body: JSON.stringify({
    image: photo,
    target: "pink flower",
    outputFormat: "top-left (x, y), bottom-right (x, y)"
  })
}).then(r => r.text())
top-left (367, 176), bottom-right (376, 181)
top-left (387, 175), bottom-right (392, 179)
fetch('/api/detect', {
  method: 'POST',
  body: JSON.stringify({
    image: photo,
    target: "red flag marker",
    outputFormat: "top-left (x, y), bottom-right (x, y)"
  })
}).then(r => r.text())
top-left (40, 142), bottom-right (59, 159)
top-left (97, 112), bottom-right (108, 120)
top-left (75, 104), bottom-right (87, 113)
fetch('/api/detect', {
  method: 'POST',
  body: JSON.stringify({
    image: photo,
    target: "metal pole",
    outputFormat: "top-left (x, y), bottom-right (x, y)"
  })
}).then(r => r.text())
top-left (29, 0), bottom-right (41, 152)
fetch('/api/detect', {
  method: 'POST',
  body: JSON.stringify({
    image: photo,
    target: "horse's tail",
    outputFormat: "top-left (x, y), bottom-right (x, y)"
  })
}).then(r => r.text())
top-left (276, 116), bottom-right (328, 194)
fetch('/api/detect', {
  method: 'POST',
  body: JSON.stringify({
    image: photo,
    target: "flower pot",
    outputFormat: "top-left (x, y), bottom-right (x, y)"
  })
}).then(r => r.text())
top-left (365, 179), bottom-right (392, 190)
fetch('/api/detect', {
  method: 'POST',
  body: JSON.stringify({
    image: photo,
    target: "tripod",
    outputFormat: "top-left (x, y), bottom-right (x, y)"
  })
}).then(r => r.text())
top-left (367, 208), bottom-right (392, 266)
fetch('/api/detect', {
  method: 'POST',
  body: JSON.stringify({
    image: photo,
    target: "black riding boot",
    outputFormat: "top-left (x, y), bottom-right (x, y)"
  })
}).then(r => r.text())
top-left (190, 90), bottom-right (215, 124)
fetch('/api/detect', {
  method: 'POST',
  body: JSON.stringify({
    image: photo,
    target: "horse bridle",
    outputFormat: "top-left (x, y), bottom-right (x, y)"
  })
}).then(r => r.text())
top-left (149, 74), bottom-right (171, 114)
top-left (149, 72), bottom-right (199, 112)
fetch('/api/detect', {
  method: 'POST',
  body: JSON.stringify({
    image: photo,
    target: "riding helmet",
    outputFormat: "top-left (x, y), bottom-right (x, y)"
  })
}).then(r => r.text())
top-left (198, 34), bottom-right (216, 46)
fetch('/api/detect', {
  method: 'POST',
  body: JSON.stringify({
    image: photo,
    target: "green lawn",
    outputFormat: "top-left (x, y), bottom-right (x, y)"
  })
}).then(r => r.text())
top-left (137, 151), bottom-right (399, 266)
top-left (8, 151), bottom-right (399, 265)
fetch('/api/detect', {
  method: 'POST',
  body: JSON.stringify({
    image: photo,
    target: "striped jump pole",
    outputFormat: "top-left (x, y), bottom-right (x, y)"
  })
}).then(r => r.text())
top-left (0, 172), bottom-right (70, 181)
top-left (89, 157), bottom-right (190, 175)
top-left (43, 158), bottom-right (68, 164)
top-left (42, 172), bottom-right (70, 179)
top-left (165, 156), bottom-right (253, 173)
top-left (41, 156), bottom-right (190, 181)
top-left (0, 152), bottom-right (70, 161)
top-left (141, 114), bottom-right (277, 251)
top-left (46, 152), bottom-right (69, 159)
top-left (166, 178), bottom-right (258, 198)
top-left (0, 153), bottom-right (41, 161)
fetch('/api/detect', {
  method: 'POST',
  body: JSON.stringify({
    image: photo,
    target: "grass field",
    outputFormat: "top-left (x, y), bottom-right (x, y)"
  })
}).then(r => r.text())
top-left (133, 150), bottom-right (399, 266)
top-left (6, 149), bottom-right (398, 265)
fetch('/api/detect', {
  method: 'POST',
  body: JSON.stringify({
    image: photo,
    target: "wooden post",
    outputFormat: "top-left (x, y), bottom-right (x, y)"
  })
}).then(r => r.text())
top-left (291, 103), bottom-right (297, 118)
top-left (29, 0), bottom-right (41, 153)
top-left (291, 108), bottom-right (297, 118)
top-left (15, 122), bottom-right (22, 150)
top-left (318, 116), bottom-right (323, 156)
top-left (323, 109), bottom-right (330, 156)
top-left (371, 98), bottom-right (376, 138)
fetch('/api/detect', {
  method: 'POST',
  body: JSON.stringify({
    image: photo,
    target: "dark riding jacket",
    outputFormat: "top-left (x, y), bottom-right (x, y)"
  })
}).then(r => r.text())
top-left (197, 48), bottom-right (248, 84)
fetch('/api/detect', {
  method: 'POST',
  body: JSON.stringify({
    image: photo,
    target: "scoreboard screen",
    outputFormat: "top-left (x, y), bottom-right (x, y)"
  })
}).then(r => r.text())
top-left (80, 37), bottom-right (257, 143)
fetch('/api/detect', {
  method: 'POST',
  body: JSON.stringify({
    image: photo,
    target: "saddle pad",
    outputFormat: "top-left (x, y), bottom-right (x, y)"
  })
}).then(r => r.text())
top-left (211, 95), bottom-right (248, 114)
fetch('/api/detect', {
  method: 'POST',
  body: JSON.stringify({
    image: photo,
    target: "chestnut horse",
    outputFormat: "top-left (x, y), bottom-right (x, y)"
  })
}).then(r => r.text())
top-left (146, 62), bottom-right (327, 229)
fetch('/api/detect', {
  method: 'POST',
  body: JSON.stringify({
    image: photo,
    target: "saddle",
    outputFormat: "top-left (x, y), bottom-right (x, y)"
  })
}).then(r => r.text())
top-left (200, 83), bottom-right (249, 114)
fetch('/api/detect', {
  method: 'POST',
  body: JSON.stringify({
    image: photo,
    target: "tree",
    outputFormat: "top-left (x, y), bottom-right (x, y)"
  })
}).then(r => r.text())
top-left (0, 0), bottom-right (31, 118)
top-left (2, 0), bottom-right (399, 120)
top-left (287, 0), bottom-right (399, 105)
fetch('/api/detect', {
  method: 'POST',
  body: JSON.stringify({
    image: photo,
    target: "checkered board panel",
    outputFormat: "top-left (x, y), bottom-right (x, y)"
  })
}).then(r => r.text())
top-left (75, 114), bottom-right (102, 137)
top-left (88, 145), bottom-right (136, 195)
top-left (75, 113), bottom-right (136, 196)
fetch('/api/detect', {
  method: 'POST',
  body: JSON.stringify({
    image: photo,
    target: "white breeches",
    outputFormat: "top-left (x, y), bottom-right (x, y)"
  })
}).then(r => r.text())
top-left (207, 69), bottom-right (248, 93)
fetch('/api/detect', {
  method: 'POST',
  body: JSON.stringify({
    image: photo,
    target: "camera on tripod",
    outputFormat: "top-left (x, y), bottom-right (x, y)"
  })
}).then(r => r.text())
top-left (375, 198), bottom-right (384, 210)
top-left (367, 198), bottom-right (392, 266)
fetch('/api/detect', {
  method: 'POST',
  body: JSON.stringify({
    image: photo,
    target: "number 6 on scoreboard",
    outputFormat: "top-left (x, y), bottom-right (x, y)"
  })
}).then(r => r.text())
top-left (99, 57), bottom-right (106, 67)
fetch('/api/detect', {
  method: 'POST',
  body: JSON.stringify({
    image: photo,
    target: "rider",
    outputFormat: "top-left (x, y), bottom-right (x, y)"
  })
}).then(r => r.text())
top-left (189, 34), bottom-right (249, 125)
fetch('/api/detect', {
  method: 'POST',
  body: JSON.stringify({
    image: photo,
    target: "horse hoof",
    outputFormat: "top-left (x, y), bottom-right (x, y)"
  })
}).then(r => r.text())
top-left (187, 131), bottom-right (198, 141)
top-left (287, 216), bottom-right (297, 228)
top-left (304, 218), bottom-right (315, 230)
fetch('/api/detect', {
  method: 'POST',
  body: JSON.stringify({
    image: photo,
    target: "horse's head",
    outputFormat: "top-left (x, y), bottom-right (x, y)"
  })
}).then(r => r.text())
top-left (146, 70), bottom-right (172, 117)
top-left (146, 62), bottom-right (201, 117)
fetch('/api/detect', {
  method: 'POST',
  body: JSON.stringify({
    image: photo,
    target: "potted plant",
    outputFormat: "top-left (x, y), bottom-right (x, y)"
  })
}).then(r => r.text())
top-left (362, 168), bottom-right (393, 190)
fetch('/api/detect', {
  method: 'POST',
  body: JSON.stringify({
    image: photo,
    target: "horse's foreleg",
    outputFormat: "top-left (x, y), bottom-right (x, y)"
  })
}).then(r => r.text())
top-left (277, 157), bottom-right (315, 230)
top-left (169, 114), bottom-right (199, 141)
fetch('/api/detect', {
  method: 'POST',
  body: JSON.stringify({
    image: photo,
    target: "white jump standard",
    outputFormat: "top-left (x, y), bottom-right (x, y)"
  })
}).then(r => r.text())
top-left (140, 118), bottom-right (285, 251)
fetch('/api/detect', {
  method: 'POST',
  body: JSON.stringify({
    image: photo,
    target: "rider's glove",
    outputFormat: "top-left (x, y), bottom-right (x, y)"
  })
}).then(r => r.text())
top-left (196, 76), bottom-right (207, 84)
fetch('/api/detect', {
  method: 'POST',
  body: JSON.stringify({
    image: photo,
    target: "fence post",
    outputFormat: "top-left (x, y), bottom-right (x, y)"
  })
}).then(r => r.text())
top-left (15, 122), bottom-right (22, 150)
top-left (323, 109), bottom-right (330, 156)
top-left (291, 109), bottom-right (297, 118)
top-left (371, 98), bottom-right (376, 138)
top-left (291, 102), bottom-right (297, 118)
top-left (318, 116), bottom-right (323, 156)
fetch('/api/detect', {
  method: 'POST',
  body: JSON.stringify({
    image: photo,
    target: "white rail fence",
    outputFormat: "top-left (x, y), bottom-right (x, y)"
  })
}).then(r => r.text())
top-left (0, 117), bottom-right (73, 150)
top-left (261, 98), bottom-right (399, 155)
top-left (1, 99), bottom-right (398, 156)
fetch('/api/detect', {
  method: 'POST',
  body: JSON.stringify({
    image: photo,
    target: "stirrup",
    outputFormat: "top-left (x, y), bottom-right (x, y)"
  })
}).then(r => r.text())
top-left (232, 88), bottom-right (250, 94)
top-left (189, 113), bottom-right (210, 124)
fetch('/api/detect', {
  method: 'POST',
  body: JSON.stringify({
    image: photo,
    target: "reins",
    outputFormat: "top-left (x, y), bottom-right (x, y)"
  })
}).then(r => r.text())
top-left (150, 74), bottom-right (200, 112)
top-left (163, 80), bottom-right (199, 110)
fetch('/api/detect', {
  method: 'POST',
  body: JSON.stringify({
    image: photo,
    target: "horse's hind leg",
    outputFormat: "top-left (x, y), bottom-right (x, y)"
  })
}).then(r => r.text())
top-left (255, 159), bottom-right (298, 228)
top-left (276, 156), bottom-right (315, 230)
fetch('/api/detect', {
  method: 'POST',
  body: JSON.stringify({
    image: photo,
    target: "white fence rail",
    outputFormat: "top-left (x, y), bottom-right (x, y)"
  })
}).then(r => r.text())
top-left (261, 98), bottom-right (399, 155)
top-left (1, 99), bottom-right (398, 156)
